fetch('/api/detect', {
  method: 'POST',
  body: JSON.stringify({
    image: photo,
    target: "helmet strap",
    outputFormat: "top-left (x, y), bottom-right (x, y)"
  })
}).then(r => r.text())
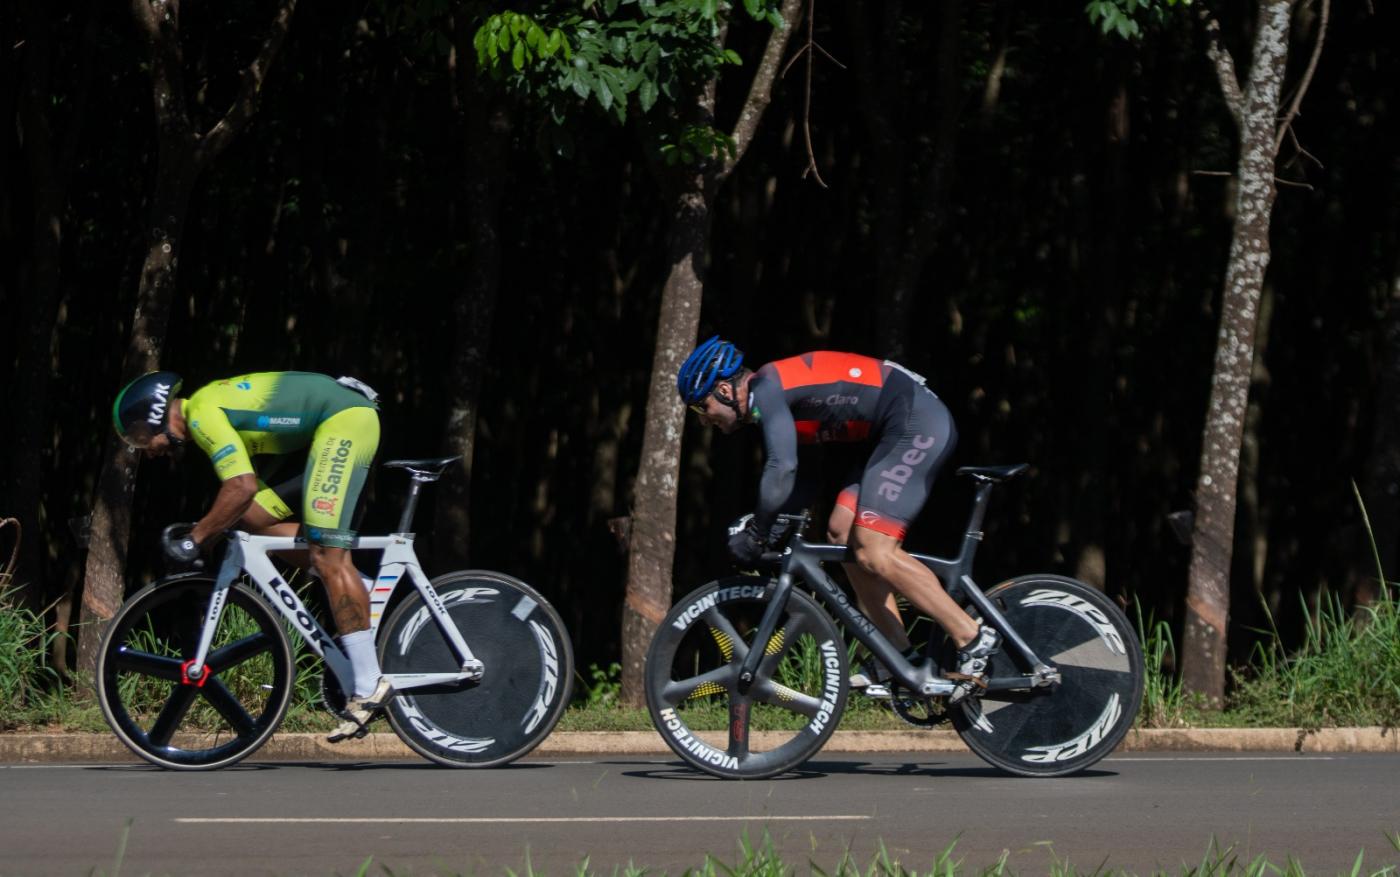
top-left (716, 377), bottom-right (746, 419)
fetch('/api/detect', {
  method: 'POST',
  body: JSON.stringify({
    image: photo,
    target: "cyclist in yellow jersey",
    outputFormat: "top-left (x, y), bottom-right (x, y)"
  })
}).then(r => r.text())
top-left (112, 370), bottom-right (391, 741)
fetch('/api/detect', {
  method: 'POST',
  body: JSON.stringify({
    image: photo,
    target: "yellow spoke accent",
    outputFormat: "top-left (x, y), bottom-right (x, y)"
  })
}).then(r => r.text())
top-left (764, 627), bottom-right (787, 656)
top-left (708, 626), bottom-right (734, 661)
top-left (687, 681), bottom-right (726, 700)
top-left (769, 683), bottom-right (801, 702)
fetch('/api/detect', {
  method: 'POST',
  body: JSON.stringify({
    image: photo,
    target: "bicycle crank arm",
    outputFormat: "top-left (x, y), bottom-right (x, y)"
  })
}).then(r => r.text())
top-left (982, 671), bottom-right (1060, 692)
top-left (383, 669), bottom-right (482, 690)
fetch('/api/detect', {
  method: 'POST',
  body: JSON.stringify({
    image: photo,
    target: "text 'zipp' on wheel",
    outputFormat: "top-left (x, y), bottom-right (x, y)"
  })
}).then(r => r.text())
top-left (953, 575), bottom-right (1144, 777)
top-left (644, 577), bottom-right (849, 780)
top-left (381, 571), bottom-right (574, 768)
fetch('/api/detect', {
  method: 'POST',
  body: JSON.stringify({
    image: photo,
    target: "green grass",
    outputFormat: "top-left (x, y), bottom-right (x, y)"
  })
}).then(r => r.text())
top-left (86, 828), bottom-right (1400, 876)
top-left (0, 586), bottom-right (66, 731)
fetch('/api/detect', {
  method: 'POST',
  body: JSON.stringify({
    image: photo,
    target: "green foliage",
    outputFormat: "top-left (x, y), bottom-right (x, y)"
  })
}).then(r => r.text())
top-left (1226, 584), bottom-right (1400, 729)
top-left (474, 0), bottom-right (779, 159)
top-left (0, 589), bottom-right (62, 728)
top-left (1134, 598), bottom-right (1189, 728)
top-left (1084, 0), bottom-right (1191, 41)
top-left (658, 123), bottom-right (737, 165)
top-left (576, 661), bottom-right (623, 708)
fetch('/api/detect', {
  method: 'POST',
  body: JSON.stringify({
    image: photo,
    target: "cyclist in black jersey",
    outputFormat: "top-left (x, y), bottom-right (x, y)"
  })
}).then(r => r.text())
top-left (112, 370), bottom-right (392, 739)
top-left (678, 337), bottom-right (1000, 699)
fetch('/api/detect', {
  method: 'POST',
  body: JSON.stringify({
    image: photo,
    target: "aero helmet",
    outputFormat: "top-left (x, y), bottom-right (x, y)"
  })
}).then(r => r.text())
top-left (112, 370), bottom-right (182, 448)
top-left (677, 336), bottom-right (744, 405)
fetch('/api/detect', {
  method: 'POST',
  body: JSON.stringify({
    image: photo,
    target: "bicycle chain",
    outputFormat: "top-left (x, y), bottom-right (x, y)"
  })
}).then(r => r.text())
top-left (887, 684), bottom-right (952, 728)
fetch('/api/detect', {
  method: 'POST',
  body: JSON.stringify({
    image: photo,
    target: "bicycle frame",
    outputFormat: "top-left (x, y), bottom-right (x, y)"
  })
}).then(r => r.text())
top-left (181, 531), bottom-right (485, 696)
top-left (735, 476), bottom-right (1060, 697)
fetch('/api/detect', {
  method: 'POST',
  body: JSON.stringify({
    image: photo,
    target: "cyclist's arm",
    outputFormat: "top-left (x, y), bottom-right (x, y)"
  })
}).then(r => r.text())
top-left (190, 474), bottom-right (258, 545)
top-left (751, 377), bottom-right (798, 534)
top-left (184, 401), bottom-right (260, 545)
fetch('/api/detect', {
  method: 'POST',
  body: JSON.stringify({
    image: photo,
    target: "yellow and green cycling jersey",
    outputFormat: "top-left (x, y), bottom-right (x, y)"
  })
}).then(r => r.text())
top-left (184, 372), bottom-right (379, 548)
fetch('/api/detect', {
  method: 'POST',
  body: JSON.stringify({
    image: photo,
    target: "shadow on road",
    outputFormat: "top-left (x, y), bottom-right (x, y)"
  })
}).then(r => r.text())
top-left (87, 760), bottom-right (556, 773)
top-left (618, 758), bottom-right (1119, 781)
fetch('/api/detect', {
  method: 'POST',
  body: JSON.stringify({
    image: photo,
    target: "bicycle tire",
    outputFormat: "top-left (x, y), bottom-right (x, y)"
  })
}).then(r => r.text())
top-left (951, 574), bottom-right (1144, 777)
top-left (380, 570), bottom-right (574, 767)
top-left (645, 577), bottom-right (848, 780)
top-left (96, 574), bottom-right (294, 770)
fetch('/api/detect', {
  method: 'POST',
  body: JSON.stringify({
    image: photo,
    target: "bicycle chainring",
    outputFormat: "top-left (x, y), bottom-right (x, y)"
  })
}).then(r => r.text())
top-left (888, 685), bottom-right (952, 728)
top-left (319, 669), bottom-right (351, 720)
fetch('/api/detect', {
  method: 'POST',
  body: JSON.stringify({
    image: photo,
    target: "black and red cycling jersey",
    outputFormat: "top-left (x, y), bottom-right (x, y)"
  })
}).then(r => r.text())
top-left (747, 352), bottom-right (956, 540)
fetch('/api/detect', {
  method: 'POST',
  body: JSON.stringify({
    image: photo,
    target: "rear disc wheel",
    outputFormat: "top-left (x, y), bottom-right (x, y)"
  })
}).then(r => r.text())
top-left (952, 575), bottom-right (1143, 776)
top-left (380, 571), bottom-right (574, 767)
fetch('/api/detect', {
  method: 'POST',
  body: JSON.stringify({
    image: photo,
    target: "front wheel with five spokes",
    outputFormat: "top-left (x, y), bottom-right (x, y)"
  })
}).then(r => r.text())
top-left (645, 577), bottom-right (849, 779)
top-left (96, 575), bottom-right (294, 770)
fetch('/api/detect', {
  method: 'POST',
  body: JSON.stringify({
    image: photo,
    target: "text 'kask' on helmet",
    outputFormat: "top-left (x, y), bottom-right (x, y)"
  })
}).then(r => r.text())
top-left (112, 370), bottom-right (182, 448)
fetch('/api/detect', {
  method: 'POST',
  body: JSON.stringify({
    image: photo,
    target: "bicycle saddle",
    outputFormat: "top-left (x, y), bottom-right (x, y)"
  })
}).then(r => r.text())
top-left (383, 455), bottom-right (461, 474)
top-left (956, 463), bottom-right (1029, 482)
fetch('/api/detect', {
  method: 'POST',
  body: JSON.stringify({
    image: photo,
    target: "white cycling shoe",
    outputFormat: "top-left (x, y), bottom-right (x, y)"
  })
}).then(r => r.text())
top-left (327, 678), bottom-right (395, 743)
top-left (947, 625), bottom-right (1001, 704)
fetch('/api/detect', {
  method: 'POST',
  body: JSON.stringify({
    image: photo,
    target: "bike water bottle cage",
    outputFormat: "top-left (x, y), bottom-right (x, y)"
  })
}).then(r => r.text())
top-left (677, 336), bottom-right (743, 405)
top-left (112, 370), bottom-right (183, 448)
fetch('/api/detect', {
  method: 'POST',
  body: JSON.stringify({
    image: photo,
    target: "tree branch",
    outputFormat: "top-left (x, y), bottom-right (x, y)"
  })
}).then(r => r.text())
top-left (722, 0), bottom-right (804, 181)
top-left (201, 0), bottom-right (298, 161)
top-left (792, 0), bottom-right (832, 186)
top-left (1274, 0), bottom-right (1328, 153)
top-left (1199, 6), bottom-right (1245, 128)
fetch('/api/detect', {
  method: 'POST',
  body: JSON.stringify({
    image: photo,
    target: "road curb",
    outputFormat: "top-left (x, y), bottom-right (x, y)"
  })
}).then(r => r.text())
top-left (2, 727), bottom-right (1396, 763)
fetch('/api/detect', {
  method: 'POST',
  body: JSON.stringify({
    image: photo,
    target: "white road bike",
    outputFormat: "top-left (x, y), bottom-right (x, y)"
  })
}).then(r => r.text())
top-left (97, 456), bottom-right (574, 770)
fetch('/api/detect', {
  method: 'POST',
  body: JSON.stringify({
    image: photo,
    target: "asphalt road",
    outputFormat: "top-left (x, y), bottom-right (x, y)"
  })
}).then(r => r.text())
top-left (3, 752), bottom-right (1398, 875)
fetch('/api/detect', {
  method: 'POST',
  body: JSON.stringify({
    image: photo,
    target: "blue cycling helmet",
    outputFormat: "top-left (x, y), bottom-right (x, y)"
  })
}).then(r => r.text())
top-left (677, 336), bottom-right (744, 405)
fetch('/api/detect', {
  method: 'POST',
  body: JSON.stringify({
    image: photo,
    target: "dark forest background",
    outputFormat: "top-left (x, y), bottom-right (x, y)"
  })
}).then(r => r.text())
top-left (3, 0), bottom-right (1397, 686)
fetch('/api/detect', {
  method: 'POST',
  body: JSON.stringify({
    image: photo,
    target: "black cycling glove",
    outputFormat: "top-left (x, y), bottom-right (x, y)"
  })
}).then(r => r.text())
top-left (726, 519), bottom-right (766, 566)
top-left (163, 531), bottom-right (201, 565)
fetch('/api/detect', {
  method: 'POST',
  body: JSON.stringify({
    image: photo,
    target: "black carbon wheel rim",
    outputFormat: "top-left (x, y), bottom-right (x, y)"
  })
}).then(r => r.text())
top-left (645, 580), bottom-right (848, 779)
top-left (97, 579), bottom-right (292, 769)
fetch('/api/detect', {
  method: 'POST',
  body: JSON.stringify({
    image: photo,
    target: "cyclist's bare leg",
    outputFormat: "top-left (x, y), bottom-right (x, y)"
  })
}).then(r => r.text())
top-left (827, 504), bottom-right (911, 650)
top-left (309, 544), bottom-right (370, 634)
top-left (847, 526), bottom-right (980, 648)
top-left (239, 505), bottom-right (311, 568)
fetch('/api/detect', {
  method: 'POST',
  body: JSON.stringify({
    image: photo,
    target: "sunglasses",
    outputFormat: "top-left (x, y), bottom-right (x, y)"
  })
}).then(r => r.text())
top-left (688, 402), bottom-right (707, 415)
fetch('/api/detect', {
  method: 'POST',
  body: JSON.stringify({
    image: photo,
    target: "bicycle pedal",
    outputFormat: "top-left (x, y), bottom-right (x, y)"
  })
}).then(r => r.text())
top-left (944, 672), bottom-right (988, 704)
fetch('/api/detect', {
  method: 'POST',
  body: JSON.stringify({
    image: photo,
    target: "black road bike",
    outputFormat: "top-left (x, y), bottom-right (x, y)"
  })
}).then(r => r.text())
top-left (645, 464), bottom-right (1144, 780)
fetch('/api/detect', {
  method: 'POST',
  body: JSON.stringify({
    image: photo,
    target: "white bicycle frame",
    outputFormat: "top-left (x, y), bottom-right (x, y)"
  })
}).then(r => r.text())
top-left (181, 530), bottom-right (485, 694)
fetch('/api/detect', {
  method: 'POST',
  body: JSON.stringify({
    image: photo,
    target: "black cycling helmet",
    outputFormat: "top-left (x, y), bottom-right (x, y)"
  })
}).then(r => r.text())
top-left (112, 370), bottom-right (182, 448)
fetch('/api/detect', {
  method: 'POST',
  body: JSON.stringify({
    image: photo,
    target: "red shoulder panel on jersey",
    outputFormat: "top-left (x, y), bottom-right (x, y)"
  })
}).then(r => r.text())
top-left (771, 352), bottom-right (883, 390)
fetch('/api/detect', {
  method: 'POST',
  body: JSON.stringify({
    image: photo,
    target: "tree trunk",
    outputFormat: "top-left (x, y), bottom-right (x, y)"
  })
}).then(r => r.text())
top-left (76, 159), bottom-right (199, 677)
top-left (620, 0), bottom-right (801, 706)
top-left (1181, 0), bottom-right (1294, 706)
top-left (621, 183), bottom-right (712, 707)
top-left (438, 68), bottom-right (511, 566)
top-left (1357, 269), bottom-right (1400, 599)
top-left (847, 0), bottom-right (959, 362)
top-left (75, 0), bottom-right (297, 677)
top-left (7, 0), bottom-right (96, 611)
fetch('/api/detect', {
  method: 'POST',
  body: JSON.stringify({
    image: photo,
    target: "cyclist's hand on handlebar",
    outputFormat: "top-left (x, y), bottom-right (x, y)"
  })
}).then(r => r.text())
top-left (161, 524), bottom-right (203, 570)
top-left (726, 516), bottom-right (766, 567)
